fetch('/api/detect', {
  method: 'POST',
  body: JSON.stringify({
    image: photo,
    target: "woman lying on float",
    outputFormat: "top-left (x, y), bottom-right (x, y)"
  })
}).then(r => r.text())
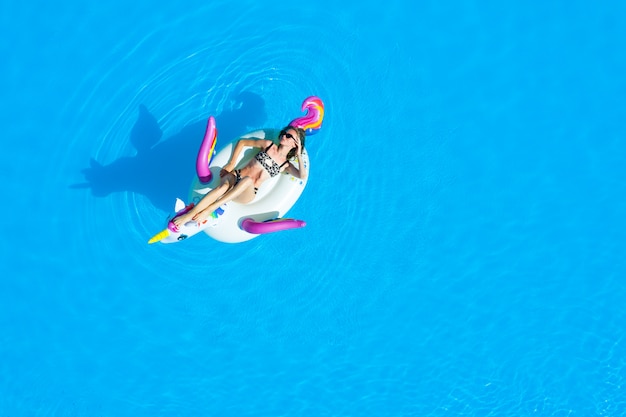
top-left (172, 125), bottom-right (307, 228)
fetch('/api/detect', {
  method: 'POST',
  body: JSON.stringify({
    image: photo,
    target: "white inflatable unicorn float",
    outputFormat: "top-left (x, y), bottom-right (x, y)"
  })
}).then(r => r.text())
top-left (148, 96), bottom-right (324, 244)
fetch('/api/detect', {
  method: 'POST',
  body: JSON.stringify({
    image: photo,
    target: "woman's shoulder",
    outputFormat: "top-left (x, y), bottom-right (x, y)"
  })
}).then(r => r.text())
top-left (257, 138), bottom-right (275, 149)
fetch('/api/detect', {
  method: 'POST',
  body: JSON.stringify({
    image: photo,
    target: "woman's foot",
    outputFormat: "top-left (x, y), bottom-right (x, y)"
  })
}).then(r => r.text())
top-left (172, 211), bottom-right (195, 227)
top-left (192, 204), bottom-right (218, 224)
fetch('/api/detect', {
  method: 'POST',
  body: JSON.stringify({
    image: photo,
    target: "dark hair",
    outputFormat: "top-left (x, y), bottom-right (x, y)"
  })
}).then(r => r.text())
top-left (281, 126), bottom-right (306, 160)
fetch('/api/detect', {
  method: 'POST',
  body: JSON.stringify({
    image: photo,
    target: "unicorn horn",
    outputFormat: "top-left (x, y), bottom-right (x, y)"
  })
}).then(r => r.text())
top-left (148, 229), bottom-right (170, 244)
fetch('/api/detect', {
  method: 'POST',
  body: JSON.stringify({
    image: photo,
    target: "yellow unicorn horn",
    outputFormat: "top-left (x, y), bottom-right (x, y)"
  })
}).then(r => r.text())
top-left (148, 229), bottom-right (170, 244)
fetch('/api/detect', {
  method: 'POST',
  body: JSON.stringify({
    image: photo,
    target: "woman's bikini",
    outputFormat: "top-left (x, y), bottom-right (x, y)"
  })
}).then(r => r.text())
top-left (233, 143), bottom-right (289, 194)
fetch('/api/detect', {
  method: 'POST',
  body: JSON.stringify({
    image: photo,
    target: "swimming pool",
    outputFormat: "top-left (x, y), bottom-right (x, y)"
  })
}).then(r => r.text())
top-left (2, 1), bottom-right (625, 415)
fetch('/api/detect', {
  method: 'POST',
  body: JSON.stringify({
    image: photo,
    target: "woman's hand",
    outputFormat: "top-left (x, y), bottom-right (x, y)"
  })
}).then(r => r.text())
top-left (220, 163), bottom-right (234, 177)
top-left (293, 137), bottom-right (302, 155)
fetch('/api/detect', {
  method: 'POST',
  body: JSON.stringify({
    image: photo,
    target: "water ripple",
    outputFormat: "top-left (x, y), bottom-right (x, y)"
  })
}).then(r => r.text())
top-left (61, 6), bottom-right (368, 283)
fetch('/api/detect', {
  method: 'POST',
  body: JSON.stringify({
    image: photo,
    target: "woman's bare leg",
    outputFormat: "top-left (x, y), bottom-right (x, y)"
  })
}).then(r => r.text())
top-left (172, 177), bottom-right (233, 227)
top-left (191, 177), bottom-right (257, 223)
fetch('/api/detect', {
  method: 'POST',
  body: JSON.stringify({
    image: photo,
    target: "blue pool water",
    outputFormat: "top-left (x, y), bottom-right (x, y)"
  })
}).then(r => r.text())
top-left (2, 1), bottom-right (626, 416)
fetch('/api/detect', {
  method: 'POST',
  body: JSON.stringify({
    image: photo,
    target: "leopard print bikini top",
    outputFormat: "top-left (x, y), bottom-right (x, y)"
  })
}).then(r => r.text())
top-left (254, 143), bottom-right (289, 177)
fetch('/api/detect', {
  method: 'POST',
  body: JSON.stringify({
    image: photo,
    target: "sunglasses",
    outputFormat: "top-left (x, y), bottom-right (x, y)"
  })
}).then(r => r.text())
top-left (281, 131), bottom-right (297, 140)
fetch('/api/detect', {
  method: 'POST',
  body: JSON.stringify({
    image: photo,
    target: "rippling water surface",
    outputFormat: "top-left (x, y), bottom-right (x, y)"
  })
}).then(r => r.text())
top-left (2, 1), bottom-right (625, 416)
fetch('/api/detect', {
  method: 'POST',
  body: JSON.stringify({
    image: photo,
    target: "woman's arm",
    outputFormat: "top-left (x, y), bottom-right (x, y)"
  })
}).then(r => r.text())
top-left (222, 139), bottom-right (269, 172)
top-left (284, 151), bottom-right (308, 179)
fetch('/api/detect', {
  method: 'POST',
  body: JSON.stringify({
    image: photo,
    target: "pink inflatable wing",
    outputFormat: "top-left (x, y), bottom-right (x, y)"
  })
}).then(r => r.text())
top-left (196, 116), bottom-right (218, 183)
top-left (289, 96), bottom-right (324, 135)
top-left (241, 218), bottom-right (306, 234)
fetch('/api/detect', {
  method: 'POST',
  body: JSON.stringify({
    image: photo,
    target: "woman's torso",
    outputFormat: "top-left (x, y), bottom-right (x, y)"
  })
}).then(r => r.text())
top-left (240, 141), bottom-right (288, 187)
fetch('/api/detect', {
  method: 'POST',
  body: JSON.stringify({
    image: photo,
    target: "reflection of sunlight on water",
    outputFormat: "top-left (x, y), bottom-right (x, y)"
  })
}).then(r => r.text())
top-left (5, 0), bottom-right (625, 414)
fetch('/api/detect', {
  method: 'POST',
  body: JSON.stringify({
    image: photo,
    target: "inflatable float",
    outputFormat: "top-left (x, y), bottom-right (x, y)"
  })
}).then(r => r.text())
top-left (148, 96), bottom-right (324, 244)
